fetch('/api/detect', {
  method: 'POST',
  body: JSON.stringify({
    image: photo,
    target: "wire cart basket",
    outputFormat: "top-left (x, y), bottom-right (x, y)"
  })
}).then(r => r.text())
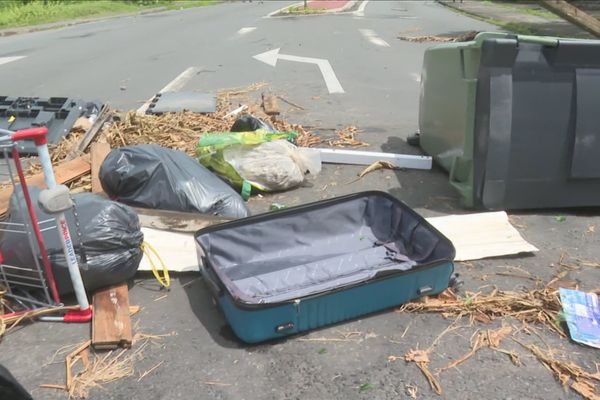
top-left (0, 128), bottom-right (91, 322)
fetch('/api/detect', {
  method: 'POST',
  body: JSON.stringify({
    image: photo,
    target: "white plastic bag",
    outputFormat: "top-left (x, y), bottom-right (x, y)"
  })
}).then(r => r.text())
top-left (223, 140), bottom-right (321, 191)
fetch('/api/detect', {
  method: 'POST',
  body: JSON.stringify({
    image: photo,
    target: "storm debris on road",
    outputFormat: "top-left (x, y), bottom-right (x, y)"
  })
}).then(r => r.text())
top-left (397, 286), bottom-right (564, 336)
top-left (439, 325), bottom-right (517, 372)
top-left (516, 341), bottom-right (600, 400)
top-left (398, 31), bottom-right (479, 43)
top-left (329, 125), bottom-right (367, 147)
top-left (42, 332), bottom-right (171, 399)
top-left (31, 83), bottom-right (366, 194)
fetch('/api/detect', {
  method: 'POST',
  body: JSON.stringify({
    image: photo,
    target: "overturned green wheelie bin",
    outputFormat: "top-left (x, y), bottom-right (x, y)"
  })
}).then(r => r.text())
top-left (418, 32), bottom-right (600, 210)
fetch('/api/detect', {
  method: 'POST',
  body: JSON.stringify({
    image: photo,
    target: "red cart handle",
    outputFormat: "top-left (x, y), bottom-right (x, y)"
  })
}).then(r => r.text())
top-left (11, 127), bottom-right (48, 145)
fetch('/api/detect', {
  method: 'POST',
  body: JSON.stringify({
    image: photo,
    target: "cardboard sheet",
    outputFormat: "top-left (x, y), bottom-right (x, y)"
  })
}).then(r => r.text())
top-left (425, 211), bottom-right (538, 261)
top-left (138, 211), bottom-right (539, 272)
top-left (138, 227), bottom-right (198, 272)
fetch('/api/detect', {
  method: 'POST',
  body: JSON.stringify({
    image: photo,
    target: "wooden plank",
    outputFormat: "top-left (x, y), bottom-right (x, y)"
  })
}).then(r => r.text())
top-left (262, 93), bottom-right (280, 116)
top-left (92, 283), bottom-right (133, 350)
top-left (65, 105), bottom-right (112, 161)
top-left (540, 0), bottom-right (600, 37)
top-left (90, 142), bottom-right (111, 194)
top-left (0, 155), bottom-right (91, 216)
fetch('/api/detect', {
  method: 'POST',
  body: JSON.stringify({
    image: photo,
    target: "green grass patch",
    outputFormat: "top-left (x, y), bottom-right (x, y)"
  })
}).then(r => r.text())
top-left (358, 383), bottom-right (374, 391)
top-left (0, 0), bottom-right (218, 30)
top-left (163, 0), bottom-right (219, 11)
top-left (444, 4), bottom-right (538, 36)
top-left (279, 5), bottom-right (328, 15)
top-left (518, 7), bottom-right (559, 20)
top-left (481, 0), bottom-right (559, 20)
top-left (555, 215), bottom-right (567, 223)
top-left (496, 20), bottom-right (536, 35)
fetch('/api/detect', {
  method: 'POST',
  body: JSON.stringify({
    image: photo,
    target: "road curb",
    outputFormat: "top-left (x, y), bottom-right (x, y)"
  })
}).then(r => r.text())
top-left (0, 7), bottom-right (167, 37)
top-left (267, 0), bottom-right (358, 18)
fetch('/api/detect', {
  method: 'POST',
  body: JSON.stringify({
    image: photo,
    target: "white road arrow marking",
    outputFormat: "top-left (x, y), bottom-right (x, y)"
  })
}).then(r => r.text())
top-left (237, 27), bottom-right (256, 36)
top-left (0, 56), bottom-right (25, 66)
top-left (354, 0), bottom-right (369, 17)
top-left (359, 29), bottom-right (390, 47)
top-left (253, 48), bottom-right (345, 94)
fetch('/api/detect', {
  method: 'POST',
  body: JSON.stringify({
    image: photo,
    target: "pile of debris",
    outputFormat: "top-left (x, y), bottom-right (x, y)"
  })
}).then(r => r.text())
top-left (398, 30), bottom-right (479, 43)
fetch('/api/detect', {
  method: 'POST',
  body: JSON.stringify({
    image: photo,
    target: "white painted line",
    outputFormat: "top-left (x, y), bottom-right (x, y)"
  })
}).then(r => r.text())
top-left (410, 72), bottom-right (421, 82)
top-left (359, 29), bottom-right (390, 47)
top-left (136, 66), bottom-right (200, 115)
top-left (237, 27), bottom-right (256, 36)
top-left (253, 48), bottom-right (344, 94)
top-left (354, 0), bottom-right (369, 17)
top-left (0, 56), bottom-right (25, 66)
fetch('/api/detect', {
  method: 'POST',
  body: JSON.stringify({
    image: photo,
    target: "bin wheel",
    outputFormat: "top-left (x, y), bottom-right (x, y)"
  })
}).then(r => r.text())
top-left (407, 133), bottom-right (420, 147)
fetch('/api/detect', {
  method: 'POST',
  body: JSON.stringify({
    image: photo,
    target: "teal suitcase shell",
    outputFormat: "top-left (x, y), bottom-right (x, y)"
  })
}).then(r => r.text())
top-left (195, 191), bottom-right (455, 343)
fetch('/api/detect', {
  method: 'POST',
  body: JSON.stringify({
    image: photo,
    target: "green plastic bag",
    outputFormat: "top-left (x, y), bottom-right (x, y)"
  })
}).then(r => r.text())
top-left (196, 130), bottom-right (301, 198)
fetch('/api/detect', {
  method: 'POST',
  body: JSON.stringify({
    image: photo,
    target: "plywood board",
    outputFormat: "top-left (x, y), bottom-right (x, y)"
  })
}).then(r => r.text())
top-left (92, 283), bottom-right (132, 350)
top-left (426, 211), bottom-right (539, 261)
top-left (262, 93), bottom-right (280, 115)
top-left (139, 227), bottom-right (198, 272)
top-left (90, 142), bottom-right (111, 193)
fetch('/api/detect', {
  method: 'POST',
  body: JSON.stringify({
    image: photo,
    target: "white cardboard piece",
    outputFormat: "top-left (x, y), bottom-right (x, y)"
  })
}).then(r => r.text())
top-left (425, 211), bottom-right (539, 261)
top-left (137, 212), bottom-right (538, 272)
top-left (138, 227), bottom-right (198, 272)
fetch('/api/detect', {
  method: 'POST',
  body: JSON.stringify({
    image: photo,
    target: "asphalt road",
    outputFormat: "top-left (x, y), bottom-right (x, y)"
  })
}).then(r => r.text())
top-left (1, 2), bottom-right (599, 400)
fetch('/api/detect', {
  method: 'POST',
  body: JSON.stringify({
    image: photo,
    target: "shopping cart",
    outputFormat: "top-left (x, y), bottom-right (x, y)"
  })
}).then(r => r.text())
top-left (0, 127), bottom-right (91, 322)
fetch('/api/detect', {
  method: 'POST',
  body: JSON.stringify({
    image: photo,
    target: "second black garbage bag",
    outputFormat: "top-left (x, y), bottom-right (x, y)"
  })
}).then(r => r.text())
top-left (99, 144), bottom-right (249, 218)
top-left (1, 189), bottom-right (143, 295)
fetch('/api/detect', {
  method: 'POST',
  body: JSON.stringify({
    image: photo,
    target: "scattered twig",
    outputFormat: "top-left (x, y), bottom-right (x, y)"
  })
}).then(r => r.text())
top-left (138, 360), bottom-right (164, 382)
top-left (298, 337), bottom-right (355, 342)
top-left (514, 339), bottom-right (600, 400)
top-left (39, 384), bottom-right (68, 390)
top-left (395, 350), bottom-right (442, 395)
top-left (276, 95), bottom-right (305, 110)
top-left (401, 322), bottom-right (412, 338)
top-left (438, 325), bottom-right (512, 372)
top-left (398, 286), bottom-right (565, 337)
top-left (329, 126), bottom-right (367, 147)
top-left (405, 383), bottom-right (418, 399)
top-left (202, 381), bottom-right (232, 386)
top-left (389, 320), bottom-right (464, 395)
top-left (181, 278), bottom-right (200, 288)
top-left (66, 340), bottom-right (92, 391)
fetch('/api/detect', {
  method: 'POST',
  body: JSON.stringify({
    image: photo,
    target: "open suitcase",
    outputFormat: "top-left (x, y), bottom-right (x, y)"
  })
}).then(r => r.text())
top-left (195, 191), bottom-right (455, 343)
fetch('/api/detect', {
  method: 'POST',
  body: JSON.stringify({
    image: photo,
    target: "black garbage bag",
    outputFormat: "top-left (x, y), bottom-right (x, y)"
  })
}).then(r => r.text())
top-left (99, 144), bottom-right (249, 218)
top-left (0, 365), bottom-right (32, 400)
top-left (230, 115), bottom-right (275, 133)
top-left (0, 189), bottom-right (143, 295)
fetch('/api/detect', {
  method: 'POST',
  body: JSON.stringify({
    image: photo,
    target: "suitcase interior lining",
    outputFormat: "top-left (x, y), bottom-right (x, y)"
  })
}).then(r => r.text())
top-left (197, 193), bottom-right (454, 304)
